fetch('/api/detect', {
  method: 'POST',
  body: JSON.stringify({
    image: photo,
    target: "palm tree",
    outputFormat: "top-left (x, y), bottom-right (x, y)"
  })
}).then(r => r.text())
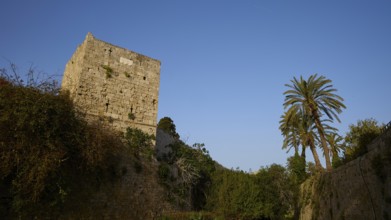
top-left (279, 109), bottom-right (301, 156)
top-left (298, 113), bottom-right (323, 171)
top-left (313, 119), bottom-right (338, 156)
top-left (280, 107), bottom-right (323, 170)
top-left (326, 133), bottom-right (344, 167)
top-left (283, 74), bottom-right (345, 171)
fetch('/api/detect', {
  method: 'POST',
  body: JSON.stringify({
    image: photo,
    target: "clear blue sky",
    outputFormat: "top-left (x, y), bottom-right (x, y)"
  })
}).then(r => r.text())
top-left (1, 1), bottom-right (391, 171)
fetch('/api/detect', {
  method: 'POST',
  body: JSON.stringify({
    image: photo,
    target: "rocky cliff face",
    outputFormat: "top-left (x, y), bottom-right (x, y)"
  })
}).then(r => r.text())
top-left (299, 128), bottom-right (391, 220)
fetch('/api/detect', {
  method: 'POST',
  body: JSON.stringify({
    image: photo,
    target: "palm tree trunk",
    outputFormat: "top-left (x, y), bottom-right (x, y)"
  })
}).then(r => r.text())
top-left (301, 145), bottom-right (306, 159)
top-left (308, 142), bottom-right (323, 171)
top-left (331, 149), bottom-right (338, 167)
top-left (313, 117), bottom-right (332, 171)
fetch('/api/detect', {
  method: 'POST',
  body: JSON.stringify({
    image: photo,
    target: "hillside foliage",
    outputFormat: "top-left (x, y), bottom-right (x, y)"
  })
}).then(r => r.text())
top-left (0, 73), bottom-right (151, 218)
top-left (341, 118), bottom-right (384, 164)
top-left (157, 119), bottom-right (311, 220)
top-left (1, 66), bottom-right (387, 219)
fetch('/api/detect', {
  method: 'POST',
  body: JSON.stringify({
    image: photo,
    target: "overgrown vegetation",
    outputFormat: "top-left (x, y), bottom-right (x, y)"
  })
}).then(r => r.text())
top-left (156, 117), bottom-right (314, 219)
top-left (125, 126), bottom-right (155, 159)
top-left (157, 140), bottom-right (216, 210)
top-left (0, 66), bottom-right (160, 218)
top-left (205, 165), bottom-right (295, 219)
top-left (0, 73), bottom-right (128, 218)
top-left (342, 118), bottom-right (384, 163)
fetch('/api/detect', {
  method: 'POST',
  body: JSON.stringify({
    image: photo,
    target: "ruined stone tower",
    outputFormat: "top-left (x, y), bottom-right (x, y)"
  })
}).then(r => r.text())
top-left (61, 33), bottom-right (160, 135)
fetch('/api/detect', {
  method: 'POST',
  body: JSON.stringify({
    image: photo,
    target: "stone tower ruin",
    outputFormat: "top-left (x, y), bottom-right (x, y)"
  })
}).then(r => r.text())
top-left (61, 33), bottom-right (160, 136)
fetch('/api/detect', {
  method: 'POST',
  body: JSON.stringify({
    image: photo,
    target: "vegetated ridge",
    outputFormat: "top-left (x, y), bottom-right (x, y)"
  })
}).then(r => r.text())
top-left (1, 66), bottom-right (390, 220)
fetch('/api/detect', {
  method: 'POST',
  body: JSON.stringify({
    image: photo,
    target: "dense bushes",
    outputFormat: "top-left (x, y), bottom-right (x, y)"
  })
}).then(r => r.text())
top-left (125, 126), bottom-right (155, 158)
top-left (205, 165), bottom-right (295, 220)
top-left (342, 118), bottom-right (384, 163)
top-left (157, 140), bottom-right (216, 210)
top-left (157, 142), bottom-right (300, 219)
top-left (157, 117), bottom-right (305, 219)
top-left (0, 77), bottom-right (125, 218)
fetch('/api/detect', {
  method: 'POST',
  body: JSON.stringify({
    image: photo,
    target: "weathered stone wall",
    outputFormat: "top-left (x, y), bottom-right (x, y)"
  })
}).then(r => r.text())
top-left (62, 33), bottom-right (160, 135)
top-left (300, 127), bottom-right (391, 220)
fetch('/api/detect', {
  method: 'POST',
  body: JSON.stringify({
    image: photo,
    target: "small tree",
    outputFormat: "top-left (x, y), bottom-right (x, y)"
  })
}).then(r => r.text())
top-left (326, 133), bottom-right (344, 168)
top-left (157, 117), bottom-right (180, 139)
top-left (124, 127), bottom-right (155, 158)
top-left (343, 118), bottom-right (383, 162)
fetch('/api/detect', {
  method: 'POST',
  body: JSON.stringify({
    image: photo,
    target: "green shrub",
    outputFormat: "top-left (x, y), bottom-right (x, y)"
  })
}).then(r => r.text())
top-left (343, 119), bottom-right (383, 162)
top-left (206, 164), bottom-right (294, 220)
top-left (124, 127), bottom-right (155, 158)
top-left (157, 117), bottom-right (180, 139)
